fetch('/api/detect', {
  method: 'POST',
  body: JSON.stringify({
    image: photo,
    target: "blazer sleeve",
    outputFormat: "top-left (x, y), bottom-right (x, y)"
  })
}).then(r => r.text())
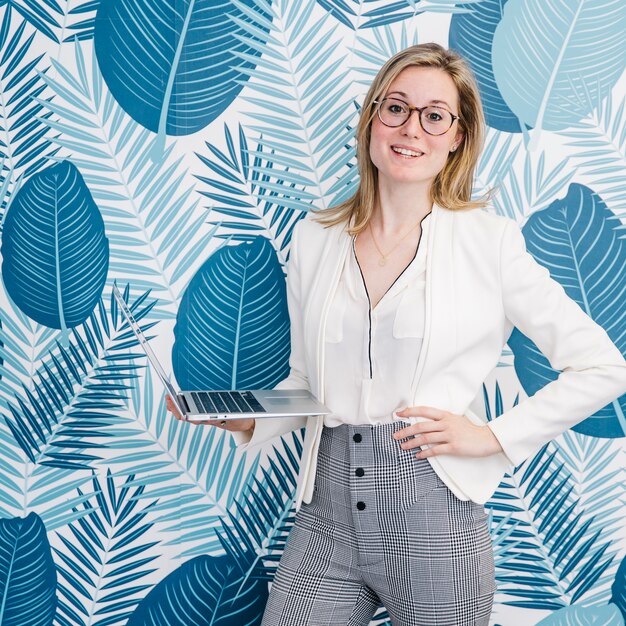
top-left (486, 218), bottom-right (626, 467)
top-left (231, 219), bottom-right (309, 450)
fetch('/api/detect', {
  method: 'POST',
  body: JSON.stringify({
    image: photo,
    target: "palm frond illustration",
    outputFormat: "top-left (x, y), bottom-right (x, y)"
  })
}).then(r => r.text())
top-left (558, 430), bottom-right (623, 523)
top-left (351, 22), bottom-right (418, 87)
top-left (0, 9), bottom-right (60, 218)
top-left (54, 470), bottom-right (160, 626)
top-left (0, 163), bottom-right (106, 526)
top-left (35, 40), bottom-right (213, 316)
top-left (491, 0), bottom-right (626, 149)
top-left (209, 431), bottom-right (304, 602)
top-left (507, 184), bottom-right (626, 438)
top-left (93, 0), bottom-right (272, 157)
top-left (195, 123), bottom-right (307, 262)
top-left (61, 0), bottom-right (101, 42)
top-left (233, 0), bottom-right (358, 213)
top-left (479, 387), bottom-right (621, 612)
top-left (490, 442), bottom-right (618, 610)
top-left (472, 128), bottom-right (523, 219)
top-left (609, 557), bottom-right (626, 622)
top-left (552, 431), bottom-right (624, 606)
top-left (121, 415), bottom-right (305, 625)
top-left (536, 602), bottom-right (623, 625)
top-left (475, 129), bottom-right (575, 222)
top-left (0, 156), bottom-right (12, 233)
top-left (0, 296), bottom-right (62, 404)
top-left (561, 90), bottom-right (626, 214)
top-left (106, 368), bottom-right (262, 559)
top-left (484, 376), bottom-right (619, 612)
top-left (0, 0), bottom-right (62, 42)
top-left (2, 286), bottom-right (155, 471)
top-left (0, 512), bottom-right (57, 625)
top-left (318, 0), bottom-right (481, 30)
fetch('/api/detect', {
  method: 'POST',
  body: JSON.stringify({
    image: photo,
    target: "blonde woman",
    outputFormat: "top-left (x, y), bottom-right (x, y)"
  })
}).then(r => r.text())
top-left (168, 43), bottom-right (626, 625)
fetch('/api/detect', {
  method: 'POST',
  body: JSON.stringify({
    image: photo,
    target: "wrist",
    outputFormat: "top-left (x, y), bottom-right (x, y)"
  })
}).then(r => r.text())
top-left (483, 423), bottom-right (504, 455)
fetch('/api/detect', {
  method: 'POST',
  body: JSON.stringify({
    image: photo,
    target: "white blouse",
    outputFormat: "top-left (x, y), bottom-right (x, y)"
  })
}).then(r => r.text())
top-left (323, 212), bottom-right (431, 427)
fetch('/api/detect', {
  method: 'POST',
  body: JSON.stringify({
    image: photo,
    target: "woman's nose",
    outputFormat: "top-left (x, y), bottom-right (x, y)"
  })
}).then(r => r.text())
top-left (401, 110), bottom-right (424, 138)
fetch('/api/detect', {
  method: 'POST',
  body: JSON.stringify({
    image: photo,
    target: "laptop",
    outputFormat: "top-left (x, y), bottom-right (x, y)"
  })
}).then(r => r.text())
top-left (112, 285), bottom-right (329, 422)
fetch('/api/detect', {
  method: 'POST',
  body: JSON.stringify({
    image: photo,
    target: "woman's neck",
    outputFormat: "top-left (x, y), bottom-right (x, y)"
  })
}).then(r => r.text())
top-left (372, 183), bottom-right (433, 236)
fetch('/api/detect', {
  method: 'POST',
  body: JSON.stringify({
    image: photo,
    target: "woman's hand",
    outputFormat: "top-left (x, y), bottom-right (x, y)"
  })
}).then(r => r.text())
top-left (393, 406), bottom-right (503, 459)
top-left (166, 395), bottom-right (255, 433)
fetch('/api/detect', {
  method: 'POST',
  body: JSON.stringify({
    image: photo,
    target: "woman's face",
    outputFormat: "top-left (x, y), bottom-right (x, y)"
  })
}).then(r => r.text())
top-left (369, 66), bottom-right (464, 192)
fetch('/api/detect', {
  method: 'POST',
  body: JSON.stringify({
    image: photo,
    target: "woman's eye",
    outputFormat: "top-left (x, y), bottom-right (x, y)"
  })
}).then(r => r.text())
top-left (427, 112), bottom-right (443, 121)
top-left (388, 104), bottom-right (405, 114)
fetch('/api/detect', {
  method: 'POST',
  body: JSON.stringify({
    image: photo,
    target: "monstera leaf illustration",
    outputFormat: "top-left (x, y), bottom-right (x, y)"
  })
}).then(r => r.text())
top-left (492, 0), bottom-right (626, 145)
top-left (1, 160), bottom-right (109, 335)
top-left (126, 552), bottom-right (268, 626)
top-left (449, 0), bottom-right (522, 132)
top-left (172, 236), bottom-right (290, 390)
top-left (0, 513), bottom-right (57, 626)
top-left (93, 0), bottom-right (272, 150)
top-left (507, 183), bottom-right (626, 438)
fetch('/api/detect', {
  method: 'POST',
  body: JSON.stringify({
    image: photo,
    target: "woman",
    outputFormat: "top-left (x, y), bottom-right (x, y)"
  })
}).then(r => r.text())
top-left (168, 43), bottom-right (626, 625)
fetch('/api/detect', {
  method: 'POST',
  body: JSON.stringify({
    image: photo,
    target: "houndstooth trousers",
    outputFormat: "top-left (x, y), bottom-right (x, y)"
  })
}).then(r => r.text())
top-left (261, 421), bottom-right (496, 626)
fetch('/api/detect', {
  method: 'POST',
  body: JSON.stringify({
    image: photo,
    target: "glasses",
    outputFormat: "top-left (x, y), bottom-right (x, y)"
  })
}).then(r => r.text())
top-left (373, 97), bottom-right (460, 136)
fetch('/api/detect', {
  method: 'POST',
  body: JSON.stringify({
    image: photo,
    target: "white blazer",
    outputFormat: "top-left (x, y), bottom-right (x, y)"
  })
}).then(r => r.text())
top-left (233, 203), bottom-right (626, 511)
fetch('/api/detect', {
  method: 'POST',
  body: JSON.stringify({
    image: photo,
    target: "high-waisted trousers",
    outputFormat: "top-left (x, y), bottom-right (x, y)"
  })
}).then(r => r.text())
top-left (261, 421), bottom-right (496, 626)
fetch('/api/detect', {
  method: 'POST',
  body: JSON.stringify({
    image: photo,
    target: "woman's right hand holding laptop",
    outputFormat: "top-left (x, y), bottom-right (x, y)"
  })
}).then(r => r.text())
top-left (166, 395), bottom-right (256, 433)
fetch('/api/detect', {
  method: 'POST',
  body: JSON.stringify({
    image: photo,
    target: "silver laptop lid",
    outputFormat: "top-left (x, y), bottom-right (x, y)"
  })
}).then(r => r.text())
top-left (112, 285), bottom-right (184, 413)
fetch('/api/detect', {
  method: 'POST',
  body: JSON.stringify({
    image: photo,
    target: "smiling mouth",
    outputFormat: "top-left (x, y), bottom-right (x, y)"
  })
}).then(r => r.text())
top-left (391, 146), bottom-right (424, 158)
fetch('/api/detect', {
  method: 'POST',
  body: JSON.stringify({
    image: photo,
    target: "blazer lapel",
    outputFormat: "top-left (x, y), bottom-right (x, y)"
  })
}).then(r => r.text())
top-left (411, 203), bottom-right (457, 405)
top-left (304, 223), bottom-right (351, 402)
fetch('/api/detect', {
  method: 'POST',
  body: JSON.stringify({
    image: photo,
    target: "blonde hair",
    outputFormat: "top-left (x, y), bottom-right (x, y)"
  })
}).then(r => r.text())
top-left (316, 42), bottom-right (492, 234)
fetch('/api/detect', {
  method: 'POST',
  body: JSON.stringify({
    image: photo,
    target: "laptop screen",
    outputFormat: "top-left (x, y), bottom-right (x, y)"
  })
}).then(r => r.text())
top-left (112, 285), bottom-right (183, 413)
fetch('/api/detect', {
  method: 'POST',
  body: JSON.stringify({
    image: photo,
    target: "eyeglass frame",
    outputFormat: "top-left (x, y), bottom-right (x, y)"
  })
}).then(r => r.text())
top-left (372, 97), bottom-right (461, 136)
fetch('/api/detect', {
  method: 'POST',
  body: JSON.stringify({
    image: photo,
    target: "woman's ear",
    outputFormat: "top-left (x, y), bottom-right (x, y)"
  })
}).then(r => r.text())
top-left (450, 132), bottom-right (464, 152)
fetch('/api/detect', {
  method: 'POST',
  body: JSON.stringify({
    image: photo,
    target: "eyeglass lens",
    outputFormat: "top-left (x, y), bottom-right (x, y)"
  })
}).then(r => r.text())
top-left (378, 98), bottom-right (453, 135)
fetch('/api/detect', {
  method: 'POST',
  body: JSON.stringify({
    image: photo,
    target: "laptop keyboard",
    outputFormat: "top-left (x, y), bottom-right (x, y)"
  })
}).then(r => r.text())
top-left (191, 391), bottom-right (266, 414)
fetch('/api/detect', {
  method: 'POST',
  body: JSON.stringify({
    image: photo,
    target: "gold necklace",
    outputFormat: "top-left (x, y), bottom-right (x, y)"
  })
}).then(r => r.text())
top-left (368, 219), bottom-right (422, 266)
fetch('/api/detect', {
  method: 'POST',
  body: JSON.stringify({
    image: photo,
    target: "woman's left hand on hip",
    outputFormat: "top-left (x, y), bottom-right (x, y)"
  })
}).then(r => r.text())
top-left (393, 406), bottom-right (504, 458)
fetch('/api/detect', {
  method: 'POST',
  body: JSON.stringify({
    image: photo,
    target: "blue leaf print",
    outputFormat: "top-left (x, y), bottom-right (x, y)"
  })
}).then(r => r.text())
top-left (1, 0), bottom-right (62, 42)
top-left (54, 470), bottom-right (159, 626)
top-left (536, 602), bottom-right (623, 625)
top-left (1, 160), bottom-right (109, 336)
top-left (492, 0), bottom-right (626, 145)
top-left (0, 512), bottom-right (57, 626)
top-left (63, 0), bottom-right (101, 42)
top-left (0, 11), bottom-right (61, 180)
top-left (611, 555), bottom-right (626, 620)
top-left (93, 0), bottom-right (272, 149)
top-left (449, 0), bottom-right (523, 133)
top-left (507, 183), bottom-right (626, 438)
top-left (172, 237), bottom-right (290, 391)
top-left (3, 287), bottom-right (156, 470)
top-left (126, 552), bottom-right (268, 626)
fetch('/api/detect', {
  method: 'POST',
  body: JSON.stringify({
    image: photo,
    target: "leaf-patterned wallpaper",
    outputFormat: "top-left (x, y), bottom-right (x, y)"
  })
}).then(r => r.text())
top-left (0, 1), bottom-right (625, 624)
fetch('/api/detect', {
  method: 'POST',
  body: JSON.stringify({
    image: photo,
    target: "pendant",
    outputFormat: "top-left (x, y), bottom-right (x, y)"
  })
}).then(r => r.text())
top-left (378, 257), bottom-right (386, 266)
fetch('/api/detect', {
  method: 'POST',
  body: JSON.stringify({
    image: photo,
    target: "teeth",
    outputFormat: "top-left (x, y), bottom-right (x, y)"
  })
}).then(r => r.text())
top-left (392, 146), bottom-right (423, 157)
